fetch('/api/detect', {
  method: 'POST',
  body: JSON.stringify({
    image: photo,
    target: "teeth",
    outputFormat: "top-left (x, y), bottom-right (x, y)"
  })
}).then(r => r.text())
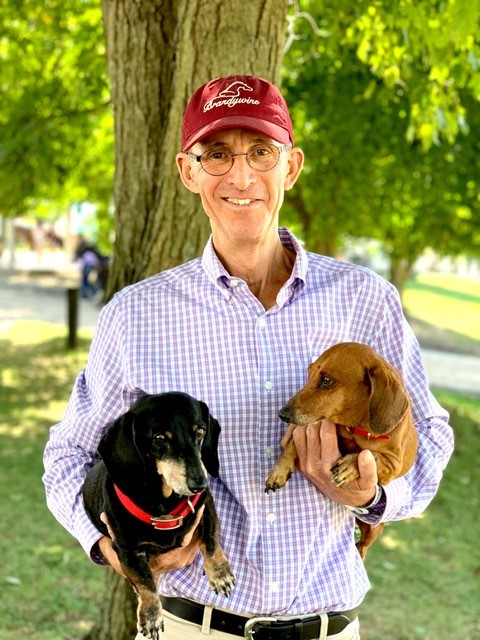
top-left (227, 198), bottom-right (252, 205)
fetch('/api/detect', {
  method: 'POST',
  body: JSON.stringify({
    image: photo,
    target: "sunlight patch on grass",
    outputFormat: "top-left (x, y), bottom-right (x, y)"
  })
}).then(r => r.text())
top-left (404, 271), bottom-right (480, 343)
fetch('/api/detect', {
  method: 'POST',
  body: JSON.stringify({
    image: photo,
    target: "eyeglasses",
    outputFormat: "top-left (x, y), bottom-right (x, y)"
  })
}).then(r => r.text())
top-left (188, 143), bottom-right (292, 176)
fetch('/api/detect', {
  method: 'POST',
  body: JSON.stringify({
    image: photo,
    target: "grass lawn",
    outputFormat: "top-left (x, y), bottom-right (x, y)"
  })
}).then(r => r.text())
top-left (404, 271), bottom-right (480, 355)
top-left (0, 321), bottom-right (106, 640)
top-left (0, 284), bottom-right (479, 639)
top-left (361, 389), bottom-right (480, 640)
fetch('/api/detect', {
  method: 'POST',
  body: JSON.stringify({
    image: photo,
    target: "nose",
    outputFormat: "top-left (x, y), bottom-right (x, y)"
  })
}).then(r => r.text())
top-left (227, 154), bottom-right (257, 190)
top-left (187, 468), bottom-right (208, 493)
top-left (278, 405), bottom-right (292, 423)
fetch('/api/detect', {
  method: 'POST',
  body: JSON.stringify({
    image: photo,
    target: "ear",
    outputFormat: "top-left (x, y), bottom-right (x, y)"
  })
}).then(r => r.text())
top-left (98, 412), bottom-right (145, 486)
top-left (199, 401), bottom-right (221, 478)
top-left (284, 146), bottom-right (304, 191)
top-left (176, 152), bottom-right (200, 194)
top-left (366, 364), bottom-right (409, 434)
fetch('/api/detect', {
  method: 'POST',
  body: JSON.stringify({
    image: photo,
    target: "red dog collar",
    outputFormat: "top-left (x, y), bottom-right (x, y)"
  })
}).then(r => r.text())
top-left (113, 484), bottom-right (203, 530)
top-left (345, 426), bottom-right (391, 440)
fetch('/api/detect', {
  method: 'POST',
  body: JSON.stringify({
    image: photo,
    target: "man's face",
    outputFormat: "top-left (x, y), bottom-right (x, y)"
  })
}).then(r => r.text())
top-left (177, 128), bottom-right (303, 248)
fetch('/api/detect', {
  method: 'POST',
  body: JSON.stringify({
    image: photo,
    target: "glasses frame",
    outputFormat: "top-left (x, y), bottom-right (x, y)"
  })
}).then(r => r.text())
top-left (187, 143), bottom-right (293, 176)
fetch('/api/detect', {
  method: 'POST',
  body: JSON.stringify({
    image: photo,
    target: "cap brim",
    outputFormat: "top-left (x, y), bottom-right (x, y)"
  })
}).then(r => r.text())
top-left (183, 116), bottom-right (292, 151)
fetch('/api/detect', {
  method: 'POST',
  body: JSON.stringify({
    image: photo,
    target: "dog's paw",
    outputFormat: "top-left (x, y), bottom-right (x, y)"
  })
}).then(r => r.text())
top-left (204, 556), bottom-right (236, 597)
top-left (265, 462), bottom-right (293, 493)
top-left (331, 454), bottom-right (360, 486)
top-left (137, 602), bottom-right (164, 640)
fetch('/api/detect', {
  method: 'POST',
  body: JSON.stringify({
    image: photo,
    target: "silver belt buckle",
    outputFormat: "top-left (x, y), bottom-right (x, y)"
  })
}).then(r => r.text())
top-left (244, 616), bottom-right (277, 639)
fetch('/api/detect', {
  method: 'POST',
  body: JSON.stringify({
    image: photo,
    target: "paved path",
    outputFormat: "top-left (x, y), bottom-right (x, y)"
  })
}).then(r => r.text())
top-left (0, 266), bottom-right (100, 330)
top-left (1, 265), bottom-right (479, 396)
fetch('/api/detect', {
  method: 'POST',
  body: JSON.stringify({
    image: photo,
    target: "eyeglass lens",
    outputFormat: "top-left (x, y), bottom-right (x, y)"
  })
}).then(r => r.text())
top-left (200, 144), bottom-right (282, 176)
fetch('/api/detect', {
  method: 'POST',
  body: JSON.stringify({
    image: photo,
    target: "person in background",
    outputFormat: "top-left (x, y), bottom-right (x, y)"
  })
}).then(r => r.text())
top-left (44, 75), bottom-right (454, 640)
top-left (74, 235), bottom-right (108, 302)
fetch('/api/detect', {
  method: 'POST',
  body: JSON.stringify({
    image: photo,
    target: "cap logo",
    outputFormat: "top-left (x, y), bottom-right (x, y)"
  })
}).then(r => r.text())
top-left (203, 81), bottom-right (260, 112)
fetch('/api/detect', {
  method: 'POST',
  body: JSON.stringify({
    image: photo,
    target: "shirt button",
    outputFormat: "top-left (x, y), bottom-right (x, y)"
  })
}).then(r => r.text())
top-left (265, 381), bottom-right (273, 390)
top-left (265, 446), bottom-right (273, 455)
top-left (230, 279), bottom-right (239, 287)
top-left (267, 513), bottom-right (276, 523)
top-left (270, 582), bottom-right (279, 593)
top-left (258, 318), bottom-right (267, 328)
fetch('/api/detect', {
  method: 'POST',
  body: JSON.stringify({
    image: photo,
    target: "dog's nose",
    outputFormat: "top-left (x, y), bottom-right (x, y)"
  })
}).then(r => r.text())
top-left (278, 405), bottom-right (292, 423)
top-left (187, 475), bottom-right (208, 493)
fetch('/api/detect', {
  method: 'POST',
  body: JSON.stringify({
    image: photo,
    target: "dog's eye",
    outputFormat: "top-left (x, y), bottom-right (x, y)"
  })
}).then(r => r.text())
top-left (319, 375), bottom-right (335, 388)
top-left (154, 434), bottom-right (166, 444)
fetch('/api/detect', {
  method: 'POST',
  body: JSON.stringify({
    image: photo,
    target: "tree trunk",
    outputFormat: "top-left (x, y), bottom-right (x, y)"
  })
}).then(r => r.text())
top-left (389, 255), bottom-right (414, 299)
top-left (83, 572), bottom-right (138, 640)
top-left (87, 2), bottom-right (289, 639)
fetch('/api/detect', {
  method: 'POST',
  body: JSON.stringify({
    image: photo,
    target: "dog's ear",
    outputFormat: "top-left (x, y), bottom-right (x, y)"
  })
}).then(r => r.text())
top-left (199, 401), bottom-right (221, 478)
top-left (98, 412), bottom-right (145, 485)
top-left (366, 363), bottom-right (409, 434)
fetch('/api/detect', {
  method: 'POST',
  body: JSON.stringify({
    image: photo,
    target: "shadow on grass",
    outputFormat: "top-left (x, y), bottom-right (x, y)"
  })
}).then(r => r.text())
top-left (407, 315), bottom-right (480, 356)
top-left (407, 279), bottom-right (480, 305)
top-left (0, 334), bottom-right (91, 433)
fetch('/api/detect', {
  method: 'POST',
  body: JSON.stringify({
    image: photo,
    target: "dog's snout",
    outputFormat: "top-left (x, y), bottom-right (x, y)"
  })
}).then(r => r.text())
top-left (187, 468), bottom-right (208, 493)
top-left (279, 405), bottom-right (292, 423)
top-left (187, 478), bottom-right (208, 493)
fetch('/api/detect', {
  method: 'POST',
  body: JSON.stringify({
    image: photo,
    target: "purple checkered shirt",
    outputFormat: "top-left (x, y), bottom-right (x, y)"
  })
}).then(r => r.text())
top-left (43, 228), bottom-right (453, 615)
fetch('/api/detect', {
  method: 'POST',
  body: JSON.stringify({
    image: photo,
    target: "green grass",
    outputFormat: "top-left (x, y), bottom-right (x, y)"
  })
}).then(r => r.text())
top-left (1, 303), bottom-right (479, 639)
top-left (403, 271), bottom-right (480, 355)
top-left (0, 321), bottom-right (106, 640)
top-left (361, 389), bottom-right (480, 640)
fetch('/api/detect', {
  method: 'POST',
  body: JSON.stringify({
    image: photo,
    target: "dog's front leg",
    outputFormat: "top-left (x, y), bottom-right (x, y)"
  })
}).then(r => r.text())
top-left (265, 437), bottom-right (297, 492)
top-left (198, 497), bottom-right (235, 597)
top-left (117, 547), bottom-right (163, 640)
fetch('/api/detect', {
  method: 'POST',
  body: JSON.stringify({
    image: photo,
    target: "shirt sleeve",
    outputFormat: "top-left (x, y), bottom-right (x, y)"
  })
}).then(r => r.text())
top-left (42, 296), bottom-right (131, 562)
top-left (357, 282), bottom-right (454, 525)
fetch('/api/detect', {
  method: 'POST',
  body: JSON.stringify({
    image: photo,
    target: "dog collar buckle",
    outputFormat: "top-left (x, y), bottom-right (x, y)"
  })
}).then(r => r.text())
top-left (345, 425), bottom-right (391, 440)
top-left (151, 514), bottom-right (184, 530)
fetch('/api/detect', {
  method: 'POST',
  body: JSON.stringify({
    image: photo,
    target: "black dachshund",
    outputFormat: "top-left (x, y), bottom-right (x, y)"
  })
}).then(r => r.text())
top-left (83, 392), bottom-right (235, 639)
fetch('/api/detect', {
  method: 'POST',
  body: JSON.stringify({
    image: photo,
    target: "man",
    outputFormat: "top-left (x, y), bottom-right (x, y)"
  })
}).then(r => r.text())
top-left (43, 75), bottom-right (453, 639)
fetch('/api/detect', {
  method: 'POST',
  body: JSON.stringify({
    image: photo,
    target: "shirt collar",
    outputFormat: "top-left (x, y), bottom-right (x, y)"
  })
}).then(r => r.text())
top-left (201, 227), bottom-right (308, 302)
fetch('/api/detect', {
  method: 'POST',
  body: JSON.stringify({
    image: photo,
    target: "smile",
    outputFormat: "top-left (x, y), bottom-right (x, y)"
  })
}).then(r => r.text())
top-left (225, 198), bottom-right (254, 205)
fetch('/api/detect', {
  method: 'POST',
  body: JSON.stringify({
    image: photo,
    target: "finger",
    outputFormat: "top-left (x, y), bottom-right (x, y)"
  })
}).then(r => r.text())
top-left (357, 449), bottom-right (378, 490)
top-left (100, 512), bottom-right (115, 540)
top-left (319, 420), bottom-right (341, 470)
top-left (292, 425), bottom-right (307, 460)
top-left (293, 423), bottom-right (323, 477)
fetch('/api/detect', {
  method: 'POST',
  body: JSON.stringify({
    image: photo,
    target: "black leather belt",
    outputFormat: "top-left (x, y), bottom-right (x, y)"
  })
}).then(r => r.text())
top-left (161, 596), bottom-right (358, 639)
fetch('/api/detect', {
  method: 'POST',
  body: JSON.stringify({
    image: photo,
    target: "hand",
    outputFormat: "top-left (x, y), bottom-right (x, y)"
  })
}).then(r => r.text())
top-left (98, 506), bottom-right (206, 577)
top-left (292, 420), bottom-right (378, 507)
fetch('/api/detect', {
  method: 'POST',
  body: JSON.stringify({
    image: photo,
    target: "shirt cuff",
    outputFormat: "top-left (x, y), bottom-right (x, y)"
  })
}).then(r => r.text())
top-left (346, 485), bottom-right (387, 523)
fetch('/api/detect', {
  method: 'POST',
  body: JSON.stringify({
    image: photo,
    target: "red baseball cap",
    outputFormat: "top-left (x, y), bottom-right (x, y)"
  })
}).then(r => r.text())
top-left (181, 75), bottom-right (295, 151)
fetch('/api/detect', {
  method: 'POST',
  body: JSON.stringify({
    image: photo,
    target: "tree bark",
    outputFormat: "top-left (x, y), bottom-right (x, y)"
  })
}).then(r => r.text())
top-left (83, 572), bottom-right (138, 640)
top-left (87, 2), bottom-right (289, 638)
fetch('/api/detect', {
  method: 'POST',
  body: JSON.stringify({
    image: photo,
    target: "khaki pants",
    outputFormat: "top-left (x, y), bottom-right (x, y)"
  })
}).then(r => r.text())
top-left (136, 608), bottom-right (361, 640)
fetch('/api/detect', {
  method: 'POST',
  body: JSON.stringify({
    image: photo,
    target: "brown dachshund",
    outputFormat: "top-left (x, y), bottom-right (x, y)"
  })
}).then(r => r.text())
top-left (265, 342), bottom-right (418, 558)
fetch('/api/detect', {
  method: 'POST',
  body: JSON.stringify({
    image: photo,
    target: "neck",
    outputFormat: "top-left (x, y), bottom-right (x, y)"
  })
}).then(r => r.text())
top-left (213, 235), bottom-right (295, 310)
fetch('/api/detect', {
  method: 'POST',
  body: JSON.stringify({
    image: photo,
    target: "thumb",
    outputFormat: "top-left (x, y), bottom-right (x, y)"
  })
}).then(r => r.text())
top-left (357, 449), bottom-right (378, 489)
